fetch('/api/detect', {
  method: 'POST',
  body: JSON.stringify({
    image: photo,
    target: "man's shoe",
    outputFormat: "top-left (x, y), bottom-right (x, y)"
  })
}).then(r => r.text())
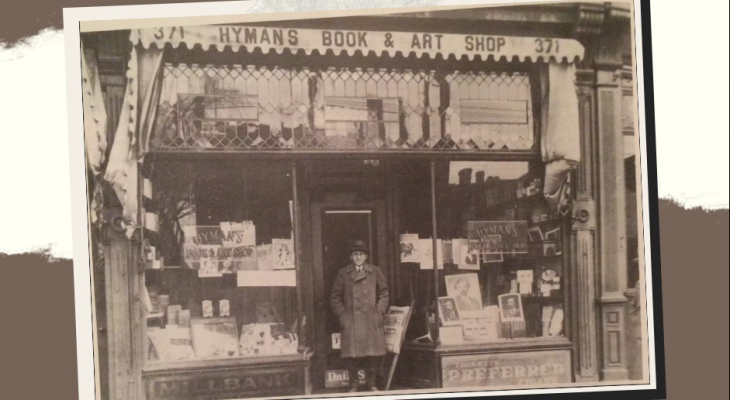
top-left (348, 386), bottom-right (359, 393)
top-left (369, 386), bottom-right (379, 392)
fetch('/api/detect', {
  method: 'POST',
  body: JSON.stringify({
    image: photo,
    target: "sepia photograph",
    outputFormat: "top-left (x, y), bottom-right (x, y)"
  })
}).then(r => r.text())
top-left (73, 1), bottom-right (653, 399)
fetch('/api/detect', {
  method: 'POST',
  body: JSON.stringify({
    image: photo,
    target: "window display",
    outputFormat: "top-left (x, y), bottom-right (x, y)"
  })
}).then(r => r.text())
top-left (144, 160), bottom-right (301, 364)
top-left (398, 159), bottom-right (567, 345)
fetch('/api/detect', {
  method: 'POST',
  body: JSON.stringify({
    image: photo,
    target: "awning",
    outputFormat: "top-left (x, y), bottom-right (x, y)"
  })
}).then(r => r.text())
top-left (100, 24), bottom-right (585, 226)
top-left (130, 25), bottom-right (584, 63)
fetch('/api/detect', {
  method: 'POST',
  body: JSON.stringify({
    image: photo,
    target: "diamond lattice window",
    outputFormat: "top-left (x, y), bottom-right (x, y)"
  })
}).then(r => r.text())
top-left (152, 63), bottom-right (536, 152)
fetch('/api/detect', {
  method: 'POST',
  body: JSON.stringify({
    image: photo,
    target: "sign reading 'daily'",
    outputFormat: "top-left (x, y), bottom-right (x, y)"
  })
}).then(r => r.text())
top-left (441, 350), bottom-right (571, 388)
top-left (131, 26), bottom-right (584, 62)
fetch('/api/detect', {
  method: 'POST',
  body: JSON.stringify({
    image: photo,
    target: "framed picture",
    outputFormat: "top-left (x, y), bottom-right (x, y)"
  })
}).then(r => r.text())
top-left (272, 239), bottom-right (295, 269)
top-left (445, 273), bottom-right (483, 314)
top-left (438, 297), bottom-right (461, 325)
top-left (528, 226), bottom-right (544, 242)
top-left (544, 227), bottom-right (563, 255)
top-left (399, 233), bottom-right (419, 263)
top-left (498, 293), bottom-right (525, 323)
top-left (189, 317), bottom-right (239, 359)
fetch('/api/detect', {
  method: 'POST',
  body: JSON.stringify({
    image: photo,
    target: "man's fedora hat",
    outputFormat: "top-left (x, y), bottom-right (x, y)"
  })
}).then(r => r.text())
top-left (348, 240), bottom-right (369, 254)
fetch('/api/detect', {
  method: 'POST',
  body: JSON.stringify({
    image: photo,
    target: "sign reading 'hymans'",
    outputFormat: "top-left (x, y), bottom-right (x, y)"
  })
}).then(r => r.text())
top-left (132, 25), bottom-right (584, 62)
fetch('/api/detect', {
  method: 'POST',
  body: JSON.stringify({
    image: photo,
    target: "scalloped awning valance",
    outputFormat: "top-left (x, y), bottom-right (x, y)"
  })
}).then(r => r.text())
top-left (130, 25), bottom-right (584, 63)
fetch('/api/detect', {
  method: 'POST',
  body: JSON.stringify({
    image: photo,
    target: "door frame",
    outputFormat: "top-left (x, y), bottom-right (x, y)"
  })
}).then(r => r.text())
top-left (310, 194), bottom-right (388, 390)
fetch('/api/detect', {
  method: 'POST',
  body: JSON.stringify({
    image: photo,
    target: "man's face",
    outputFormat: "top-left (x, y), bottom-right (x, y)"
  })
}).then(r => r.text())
top-left (456, 281), bottom-right (469, 295)
top-left (444, 301), bottom-right (453, 310)
top-left (507, 298), bottom-right (515, 308)
top-left (351, 251), bottom-right (367, 266)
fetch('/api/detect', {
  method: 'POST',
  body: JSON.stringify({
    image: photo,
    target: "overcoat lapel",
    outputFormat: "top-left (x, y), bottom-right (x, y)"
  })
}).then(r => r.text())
top-left (348, 263), bottom-right (373, 281)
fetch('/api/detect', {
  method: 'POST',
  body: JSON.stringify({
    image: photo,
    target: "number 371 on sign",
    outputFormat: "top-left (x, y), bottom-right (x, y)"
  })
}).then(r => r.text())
top-left (534, 38), bottom-right (560, 54)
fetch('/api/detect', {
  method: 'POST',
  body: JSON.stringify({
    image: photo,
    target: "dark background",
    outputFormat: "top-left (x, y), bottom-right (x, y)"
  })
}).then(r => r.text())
top-left (1, 1), bottom-right (728, 400)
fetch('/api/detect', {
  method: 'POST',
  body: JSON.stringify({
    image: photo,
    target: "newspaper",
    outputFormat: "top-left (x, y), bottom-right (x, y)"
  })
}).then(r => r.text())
top-left (383, 305), bottom-right (411, 354)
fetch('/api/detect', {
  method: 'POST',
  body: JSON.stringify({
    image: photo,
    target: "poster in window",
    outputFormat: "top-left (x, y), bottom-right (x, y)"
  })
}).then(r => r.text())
top-left (445, 273), bottom-right (483, 313)
top-left (451, 239), bottom-right (462, 267)
top-left (189, 317), bottom-right (239, 359)
top-left (399, 233), bottom-right (419, 263)
top-left (443, 240), bottom-right (453, 265)
top-left (483, 234), bottom-right (504, 263)
top-left (419, 239), bottom-right (444, 270)
top-left (256, 244), bottom-right (273, 270)
top-left (498, 293), bottom-right (525, 323)
top-left (198, 245), bottom-right (223, 277)
top-left (438, 297), bottom-right (461, 326)
top-left (457, 239), bottom-right (480, 270)
top-left (272, 239), bottom-right (295, 269)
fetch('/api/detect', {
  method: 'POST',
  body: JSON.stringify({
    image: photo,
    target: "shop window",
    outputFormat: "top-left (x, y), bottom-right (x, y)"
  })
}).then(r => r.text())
top-left (443, 72), bottom-right (535, 151)
top-left (144, 160), bottom-right (301, 364)
top-left (152, 64), bottom-right (536, 153)
top-left (397, 159), bottom-right (566, 344)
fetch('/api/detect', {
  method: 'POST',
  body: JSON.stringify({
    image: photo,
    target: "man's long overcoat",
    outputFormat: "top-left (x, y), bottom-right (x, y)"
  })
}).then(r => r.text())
top-left (330, 263), bottom-right (390, 358)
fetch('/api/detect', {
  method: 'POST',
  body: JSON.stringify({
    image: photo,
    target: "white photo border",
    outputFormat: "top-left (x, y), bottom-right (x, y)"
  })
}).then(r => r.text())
top-left (64, 1), bottom-right (657, 399)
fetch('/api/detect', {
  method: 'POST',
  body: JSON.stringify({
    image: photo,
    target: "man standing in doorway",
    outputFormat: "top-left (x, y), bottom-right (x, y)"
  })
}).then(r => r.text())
top-left (331, 239), bottom-right (390, 392)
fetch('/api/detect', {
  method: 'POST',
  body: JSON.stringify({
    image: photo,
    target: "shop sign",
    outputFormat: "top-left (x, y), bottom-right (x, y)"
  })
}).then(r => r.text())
top-left (325, 369), bottom-right (366, 388)
top-left (467, 221), bottom-right (529, 255)
top-left (147, 368), bottom-right (303, 399)
top-left (441, 350), bottom-right (571, 388)
top-left (132, 25), bottom-right (584, 63)
top-left (182, 224), bottom-right (257, 270)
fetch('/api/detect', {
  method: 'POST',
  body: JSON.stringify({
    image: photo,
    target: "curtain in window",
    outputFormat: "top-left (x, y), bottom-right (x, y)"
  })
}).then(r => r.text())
top-left (81, 42), bottom-right (108, 179)
top-left (104, 43), bottom-right (165, 225)
top-left (540, 63), bottom-right (581, 214)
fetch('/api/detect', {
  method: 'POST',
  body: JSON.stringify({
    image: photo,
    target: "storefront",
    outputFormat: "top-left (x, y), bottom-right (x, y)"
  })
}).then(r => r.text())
top-left (82, 4), bottom-right (634, 399)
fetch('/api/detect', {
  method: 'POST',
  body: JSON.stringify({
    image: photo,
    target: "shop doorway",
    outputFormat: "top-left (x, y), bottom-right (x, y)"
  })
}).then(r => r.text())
top-left (311, 194), bottom-right (388, 391)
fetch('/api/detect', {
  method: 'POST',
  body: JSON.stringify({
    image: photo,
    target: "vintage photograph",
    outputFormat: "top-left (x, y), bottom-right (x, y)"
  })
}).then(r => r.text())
top-left (437, 297), bottom-right (461, 324)
top-left (78, 1), bottom-right (649, 399)
top-left (445, 273), bottom-right (484, 312)
top-left (498, 293), bottom-right (525, 322)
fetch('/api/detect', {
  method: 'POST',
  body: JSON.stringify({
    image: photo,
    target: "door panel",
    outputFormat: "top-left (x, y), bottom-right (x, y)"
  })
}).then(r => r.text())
top-left (311, 197), bottom-right (388, 390)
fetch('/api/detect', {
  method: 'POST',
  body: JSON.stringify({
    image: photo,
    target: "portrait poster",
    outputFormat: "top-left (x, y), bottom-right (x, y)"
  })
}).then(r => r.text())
top-left (438, 297), bottom-right (461, 326)
top-left (467, 221), bottom-right (529, 255)
top-left (272, 238), bottom-right (295, 269)
top-left (399, 233), bottom-right (419, 263)
top-left (444, 273), bottom-right (483, 315)
top-left (498, 293), bottom-right (525, 323)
